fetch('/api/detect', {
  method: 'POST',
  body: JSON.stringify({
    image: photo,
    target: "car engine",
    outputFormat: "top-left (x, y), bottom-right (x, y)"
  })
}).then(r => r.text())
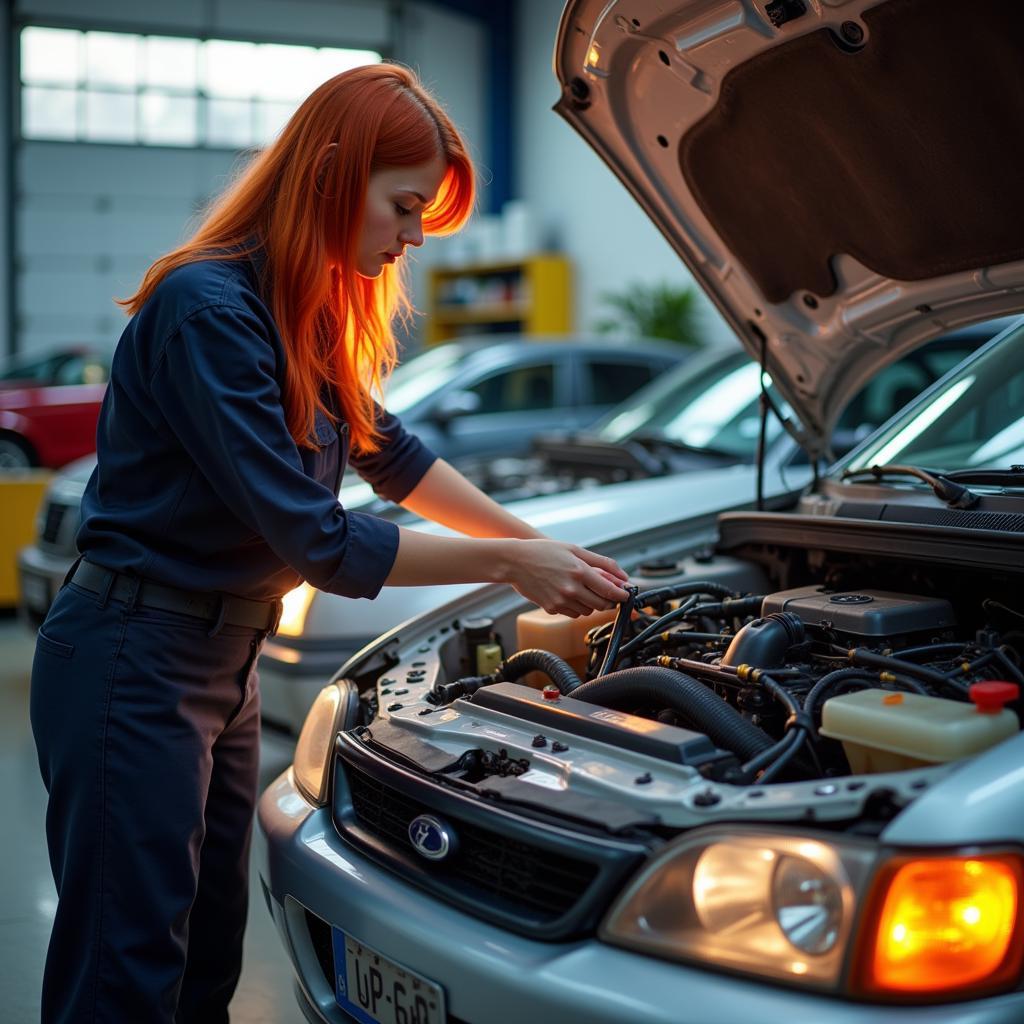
top-left (348, 525), bottom-right (1024, 834)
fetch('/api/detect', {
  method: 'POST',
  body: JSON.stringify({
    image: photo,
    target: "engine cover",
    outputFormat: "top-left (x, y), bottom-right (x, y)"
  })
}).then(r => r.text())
top-left (760, 586), bottom-right (955, 639)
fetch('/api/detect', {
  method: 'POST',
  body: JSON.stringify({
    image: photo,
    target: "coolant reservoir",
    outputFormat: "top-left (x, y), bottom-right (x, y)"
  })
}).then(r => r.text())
top-left (515, 605), bottom-right (620, 684)
top-left (820, 683), bottom-right (1019, 774)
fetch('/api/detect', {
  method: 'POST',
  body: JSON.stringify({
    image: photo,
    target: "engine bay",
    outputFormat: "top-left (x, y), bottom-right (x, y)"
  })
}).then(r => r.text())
top-left (353, 517), bottom-right (1024, 834)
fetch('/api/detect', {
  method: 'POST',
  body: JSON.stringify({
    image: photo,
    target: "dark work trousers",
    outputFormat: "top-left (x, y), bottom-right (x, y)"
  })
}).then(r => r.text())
top-left (30, 576), bottom-right (266, 1023)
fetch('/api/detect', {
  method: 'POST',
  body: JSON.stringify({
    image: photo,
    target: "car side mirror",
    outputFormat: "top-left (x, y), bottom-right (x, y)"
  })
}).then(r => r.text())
top-left (433, 389), bottom-right (482, 426)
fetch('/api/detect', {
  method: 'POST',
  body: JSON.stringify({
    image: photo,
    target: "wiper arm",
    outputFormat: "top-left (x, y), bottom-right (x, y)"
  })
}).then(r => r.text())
top-left (533, 434), bottom-right (667, 476)
top-left (840, 463), bottom-right (981, 509)
top-left (628, 430), bottom-right (737, 462)
top-left (941, 466), bottom-right (1024, 486)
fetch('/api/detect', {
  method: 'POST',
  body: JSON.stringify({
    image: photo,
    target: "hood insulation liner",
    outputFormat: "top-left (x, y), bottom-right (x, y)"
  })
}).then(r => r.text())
top-left (680, 0), bottom-right (1024, 304)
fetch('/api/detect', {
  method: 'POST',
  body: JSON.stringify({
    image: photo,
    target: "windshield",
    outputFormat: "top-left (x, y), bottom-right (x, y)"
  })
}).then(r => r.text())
top-left (595, 349), bottom-right (788, 459)
top-left (383, 346), bottom-right (468, 413)
top-left (844, 320), bottom-right (1024, 474)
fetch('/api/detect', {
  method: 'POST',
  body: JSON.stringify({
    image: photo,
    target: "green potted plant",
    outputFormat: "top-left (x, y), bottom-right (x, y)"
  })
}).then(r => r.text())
top-left (593, 281), bottom-right (704, 347)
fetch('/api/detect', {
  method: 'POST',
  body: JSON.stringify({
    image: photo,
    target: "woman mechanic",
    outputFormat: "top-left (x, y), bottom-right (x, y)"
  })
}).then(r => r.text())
top-left (29, 63), bottom-right (629, 1023)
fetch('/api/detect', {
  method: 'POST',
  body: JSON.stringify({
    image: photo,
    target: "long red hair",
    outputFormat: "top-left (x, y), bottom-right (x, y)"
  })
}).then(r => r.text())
top-left (119, 63), bottom-right (475, 452)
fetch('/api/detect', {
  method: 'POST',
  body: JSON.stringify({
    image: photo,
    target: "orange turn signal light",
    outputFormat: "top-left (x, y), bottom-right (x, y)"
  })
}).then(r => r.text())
top-left (854, 854), bottom-right (1024, 999)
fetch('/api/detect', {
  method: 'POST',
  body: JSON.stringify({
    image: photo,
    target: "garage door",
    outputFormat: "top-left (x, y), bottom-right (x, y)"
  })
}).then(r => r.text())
top-left (14, 24), bottom-right (384, 358)
top-left (16, 142), bottom-right (240, 355)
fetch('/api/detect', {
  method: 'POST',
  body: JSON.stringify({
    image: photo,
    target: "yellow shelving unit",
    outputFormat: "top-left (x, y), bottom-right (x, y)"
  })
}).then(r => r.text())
top-left (426, 254), bottom-right (572, 345)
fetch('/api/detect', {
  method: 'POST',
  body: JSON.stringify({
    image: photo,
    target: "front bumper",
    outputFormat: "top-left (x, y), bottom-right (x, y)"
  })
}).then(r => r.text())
top-left (256, 770), bottom-right (1024, 1024)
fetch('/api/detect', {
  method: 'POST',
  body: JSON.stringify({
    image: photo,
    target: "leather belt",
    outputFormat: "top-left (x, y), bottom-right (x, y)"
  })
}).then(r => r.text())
top-left (71, 560), bottom-right (283, 634)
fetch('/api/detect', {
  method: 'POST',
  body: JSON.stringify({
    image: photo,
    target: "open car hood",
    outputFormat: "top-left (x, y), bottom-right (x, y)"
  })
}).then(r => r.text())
top-left (554, 0), bottom-right (1024, 457)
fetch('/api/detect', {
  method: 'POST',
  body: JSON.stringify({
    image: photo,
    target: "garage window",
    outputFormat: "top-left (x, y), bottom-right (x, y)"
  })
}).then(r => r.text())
top-left (19, 26), bottom-right (381, 148)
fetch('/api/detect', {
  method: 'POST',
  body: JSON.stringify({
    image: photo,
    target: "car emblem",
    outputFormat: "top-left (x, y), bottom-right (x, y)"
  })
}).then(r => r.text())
top-left (408, 814), bottom-right (454, 861)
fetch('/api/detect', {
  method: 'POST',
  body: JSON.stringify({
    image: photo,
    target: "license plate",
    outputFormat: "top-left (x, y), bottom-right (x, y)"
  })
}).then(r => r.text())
top-left (20, 572), bottom-right (50, 612)
top-left (332, 929), bottom-right (446, 1024)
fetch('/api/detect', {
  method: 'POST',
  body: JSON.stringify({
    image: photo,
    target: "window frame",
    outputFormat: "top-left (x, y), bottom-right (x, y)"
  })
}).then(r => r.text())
top-left (464, 360), bottom-right (561, 416)
top-left (15, 20), bottom-right (389, 151)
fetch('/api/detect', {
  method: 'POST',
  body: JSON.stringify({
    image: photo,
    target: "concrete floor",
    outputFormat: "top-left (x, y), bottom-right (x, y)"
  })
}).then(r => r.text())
top-left (0, 612), bottom-right (307, 1022)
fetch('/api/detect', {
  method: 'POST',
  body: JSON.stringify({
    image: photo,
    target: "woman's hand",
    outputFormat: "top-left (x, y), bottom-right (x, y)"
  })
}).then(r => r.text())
top-left (390, 459), bottom-right (631, 613)
top-left (386, 528), bottom-right (628, 617)
top-left (500, 539), bottom-right (629, 617)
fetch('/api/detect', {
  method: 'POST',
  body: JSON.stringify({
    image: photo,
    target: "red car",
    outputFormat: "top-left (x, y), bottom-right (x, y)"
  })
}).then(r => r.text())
top-left (0, 349), bottom-right (109, 469)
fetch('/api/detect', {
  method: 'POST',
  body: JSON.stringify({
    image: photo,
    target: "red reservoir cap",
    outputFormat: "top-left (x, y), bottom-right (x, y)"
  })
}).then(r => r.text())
top-left (969, 680), bottom-right (1020, 714)
top-left (541, 684), bottom-right (561, 701)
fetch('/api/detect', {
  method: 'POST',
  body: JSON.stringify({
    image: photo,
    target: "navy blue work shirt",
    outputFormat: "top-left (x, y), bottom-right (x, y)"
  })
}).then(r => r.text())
top-left (77, 254), bottom-right (437, 602)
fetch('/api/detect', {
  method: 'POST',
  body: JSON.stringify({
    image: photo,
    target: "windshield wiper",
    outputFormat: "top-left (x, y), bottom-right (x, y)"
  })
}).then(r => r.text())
top-left (533, 434), bottom-right (668, 476)
top-left (840, 463), bottom-right (981, 509)
top-left (941, 466), bottom-right (1024, 486)
top-left (627, 430), bottom-right (738, 462)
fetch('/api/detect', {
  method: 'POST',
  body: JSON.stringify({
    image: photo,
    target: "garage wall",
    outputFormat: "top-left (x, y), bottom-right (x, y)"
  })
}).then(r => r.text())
top-left (513, 0), bottom-right (731, 347)
top-left (10, 0), bottom-right (486, 358)
top-left (1, 4), bottom-right (12, 357)
top-left (16, 143), bottom-right (243, 353)
top-left (390, 2), bottom-right (486, 349)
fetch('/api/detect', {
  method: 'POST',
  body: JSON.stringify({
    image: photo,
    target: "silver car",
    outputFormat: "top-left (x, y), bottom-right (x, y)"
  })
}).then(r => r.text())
top-left (258, 1), bottom-right (1024, 1021)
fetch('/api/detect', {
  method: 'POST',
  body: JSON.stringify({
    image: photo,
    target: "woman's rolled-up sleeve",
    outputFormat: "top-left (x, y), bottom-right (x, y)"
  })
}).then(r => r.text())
top-left (349, 401), bottom-right (437, 503)
top-left (149, 303), bottom-right (399, 600)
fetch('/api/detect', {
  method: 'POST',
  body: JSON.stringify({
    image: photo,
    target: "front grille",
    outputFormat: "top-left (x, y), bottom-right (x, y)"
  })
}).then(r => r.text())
top-left (346, 761), bottom-right (596, 921)
top-left (331, 733), bottom-right (646, 941)
top-left (39, 499), bottom-right (79, 552)
top-left (40, 501), bottom-right (69, 544)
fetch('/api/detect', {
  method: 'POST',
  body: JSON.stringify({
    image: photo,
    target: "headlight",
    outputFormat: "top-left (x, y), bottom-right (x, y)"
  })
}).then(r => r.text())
top-left (602, 829), bottom-right (1024, 1001)
top-left (601, 828), bottom-right (874, 988)
top-left (277, 582), bottom-right (316, 637)
top-left (292, 683), bottom-right (344, 806)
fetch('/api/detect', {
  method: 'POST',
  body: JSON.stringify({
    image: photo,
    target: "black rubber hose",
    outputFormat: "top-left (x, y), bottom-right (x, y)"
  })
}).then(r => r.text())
top-left (995, 647), bottom-right (1024, 685)
top-left (635, 581), bottom-right (737, 608)
top-left (568, 666), bottom-right (775, 761)
top-left (659, 632), bottom-right (734, 645)
top-left (742, 731), bottom-right (797, 776)
top-left (803, 669), bottom-right (880, 724)
top-left (844, 647), bottom-right (951, 687)
top-left (803, 668), bottom-right (931, 728)
top-left (497, 649), bottom-right (582, 695)
top-left (756, 731), bottom-right (808, 785)
top-left (615, 596), bottom-right (700, 661)
top-left (598, 585), bottom-right (639, 676)
top-left (889, 642), bottom-right (968, 661)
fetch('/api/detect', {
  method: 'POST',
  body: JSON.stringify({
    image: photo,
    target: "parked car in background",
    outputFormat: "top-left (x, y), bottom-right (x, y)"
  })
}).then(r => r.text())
top-left (0, 346), bottom-right (109, 388)
top-left (257, 1), bottom-right (1024, 1021)
top-left (373, 334), bottom-right (685, 463)
top-left (254, 320), bottom-right (995, 732)
top-left (15, 335), bottom-right (684, 621)
top-left (0, 347), bottom-right (109, 469)
top-left (15, 454), bottom-right (94, 620)
top-left (344, 323), bottom-right (996, 511)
